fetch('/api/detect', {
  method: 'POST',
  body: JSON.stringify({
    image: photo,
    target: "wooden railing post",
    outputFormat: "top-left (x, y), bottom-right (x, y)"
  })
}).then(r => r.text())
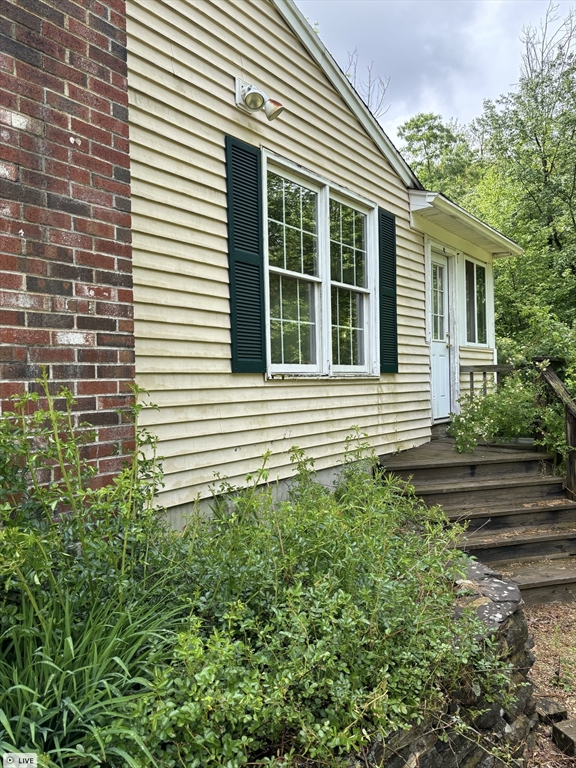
top-left (566, 406), bottom-right (576, 499)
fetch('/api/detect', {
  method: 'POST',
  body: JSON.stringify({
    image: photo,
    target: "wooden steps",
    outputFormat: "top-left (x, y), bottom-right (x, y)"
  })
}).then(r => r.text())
top-left (381, 438), bottom-right (576, 604)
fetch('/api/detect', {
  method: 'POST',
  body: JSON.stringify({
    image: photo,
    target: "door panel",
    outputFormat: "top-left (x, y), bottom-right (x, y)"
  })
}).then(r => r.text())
top-left (431, 254), bottom-right (451, 420)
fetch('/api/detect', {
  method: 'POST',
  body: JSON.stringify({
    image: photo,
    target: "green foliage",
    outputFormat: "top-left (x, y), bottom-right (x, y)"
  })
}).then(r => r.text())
top-left (131, 438), bottom-right (502, 767)
top-left (0, 376), bottom-right (186, 766)
top-left (397, 113), bottom-right (484, 206)
top-left (448, 372), bottom-right (540, 453)
top-left (0, 384), bottom-right (508, 767)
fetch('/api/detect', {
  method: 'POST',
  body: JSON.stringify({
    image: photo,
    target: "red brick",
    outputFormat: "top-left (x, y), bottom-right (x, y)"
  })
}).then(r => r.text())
top-left (71, 151), bottom-right (112, 178)
top-left (0, 253), bottom-right (19, 271)
top-left (41, 20), bottom-right (89, 56)
top-left (75, 283), bottom-right (114, 300)
top-left (46, 92), bottom-right (90, 122)
top-left (70, 116), bottom-right (112, 146)
top-left (91, 109), bottom-right (128, 137)
top-left (0, 235), bottom-right (22, 254)
top-left (0, 52), bottom-right (14, 72)
top-left (92, 206), bottom-right (130, 227)
top-left (0, 309), bottom-right (25, 325)
top-left (89, 76), bottom-right (125, 104)
top-left (25, 205), bottom-right (71, 229)
top-left (98, 424), bottom-right (133, 442)
top-left (0, 345), bottom-right (27, 363)
top-left (2, 70), bottom-right (44, 102)
top-left (69, 50), bottom-right (109, 81)
top-left (0, 382), bottom-right (26, 400)
top-left (75, 250), bottom-right (114, 270)
top-left (95, 300), bottom-right (131, 317)
top-left (117, 319), bottom-right (133, 333)
top-left (1, 274), bottom-right (24, 290)
top-left (15, 60), bottom-right (65, 95)
top-left (77, 379), bottom-right (117, 395)
top-left (98, 455), bottom-right (126, 474)
top-left (28, 346), bottom-right (76, 363)
top-left (0, 161), bottom-right (18, 181)
top-left (117, 288), bottom-right (132, 303)
top-left (118, 349), bottom-right (134, 364)
top-left (78, 347), bottom-right (118, 363)
top-left (95, 239), bottom-right (129, 257)
top-left (20, 257), bottom-right (48, 277)
top-left (71, 183), bottom-right (112, 206)
top-left (110, 71), bottom-right (127, 93)
top-left (94, 174), bottom-right (129, 196)
top-left (92, 142), bottom-right (128, 167)
top-left (67, 17), bottom-right (109, 49)
top-left (16, 26), bottom-right (66, 62)
top-left (73, 218), bottom-right (114, 238)
top-left (113, 134), bottom-right (129, 154)
top-left (0, 328), bottom-right (50, 345)
top-left (49, 229), bottom-right (92, 249)
top-left (0, 90), bottom-right (19, 111)
top-left (52, 330), bottom-right (95, 346)
top-left (68, 82), bottom-right (110, 113)
top-left (0, 291), bottom-right (51, 311)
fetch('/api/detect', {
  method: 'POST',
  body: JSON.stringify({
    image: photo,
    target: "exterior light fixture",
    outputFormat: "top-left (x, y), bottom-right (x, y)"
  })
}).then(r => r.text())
top-left (235, 78), bottom-right (285, 121)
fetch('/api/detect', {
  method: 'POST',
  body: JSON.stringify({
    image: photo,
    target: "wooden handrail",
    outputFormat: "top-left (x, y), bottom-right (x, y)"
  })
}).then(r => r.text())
top-left (537, 362), bottom-right (576, 499)
top-left (458, 359), bottom-right (576, 497)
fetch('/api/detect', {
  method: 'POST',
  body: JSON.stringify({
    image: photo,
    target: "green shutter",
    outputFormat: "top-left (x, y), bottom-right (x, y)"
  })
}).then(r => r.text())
top-left (225, 135), bottom-right (266, 373)
top-left (379, 207), bottom-right (398, 374)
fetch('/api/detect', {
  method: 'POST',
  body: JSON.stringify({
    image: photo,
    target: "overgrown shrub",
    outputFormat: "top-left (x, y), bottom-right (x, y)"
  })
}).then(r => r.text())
top-left (0, 382), bottom-right (507, 768)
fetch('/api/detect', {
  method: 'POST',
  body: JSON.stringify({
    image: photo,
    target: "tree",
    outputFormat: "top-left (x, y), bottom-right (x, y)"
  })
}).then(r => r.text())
top-left (345, 48), bottom-right (390, 120)
top-left (397, 113), bottom-right (483, 206)
top-left (474, 5), bottom-right (576, 335)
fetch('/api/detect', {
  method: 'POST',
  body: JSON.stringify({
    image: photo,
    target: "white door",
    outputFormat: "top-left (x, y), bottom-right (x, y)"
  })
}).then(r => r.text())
top-left (430, 254), bottom-right (451, 420)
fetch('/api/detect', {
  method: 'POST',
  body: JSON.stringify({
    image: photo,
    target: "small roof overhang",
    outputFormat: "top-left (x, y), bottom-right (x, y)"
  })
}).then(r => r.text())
top-left (410, 190), bottom-right (523, 258)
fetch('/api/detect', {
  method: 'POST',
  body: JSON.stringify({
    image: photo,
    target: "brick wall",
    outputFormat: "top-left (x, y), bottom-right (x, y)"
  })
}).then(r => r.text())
top-left (0, 0), bottom-right (134, 486)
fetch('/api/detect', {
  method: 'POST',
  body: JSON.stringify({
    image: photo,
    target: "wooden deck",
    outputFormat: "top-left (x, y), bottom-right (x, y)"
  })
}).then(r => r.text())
top-left (380, 438), bottom-right (547, 473)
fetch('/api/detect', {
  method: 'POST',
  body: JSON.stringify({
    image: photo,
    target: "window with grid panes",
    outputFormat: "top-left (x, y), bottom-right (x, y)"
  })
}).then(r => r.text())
top-left (266, 165), bottom-right (377, 376)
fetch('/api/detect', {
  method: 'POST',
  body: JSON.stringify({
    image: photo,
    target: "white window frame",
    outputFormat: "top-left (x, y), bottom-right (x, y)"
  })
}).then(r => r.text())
top-left (262, 149), bottom-right (379, 378)
top-left (464, 256), bottom-right (488, 347)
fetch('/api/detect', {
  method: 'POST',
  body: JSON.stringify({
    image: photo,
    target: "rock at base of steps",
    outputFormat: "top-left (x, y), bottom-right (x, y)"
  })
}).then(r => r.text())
top-left (552, 719), bottom-right (576, 755)
top-left (536, 697), bottom-right (568, 724)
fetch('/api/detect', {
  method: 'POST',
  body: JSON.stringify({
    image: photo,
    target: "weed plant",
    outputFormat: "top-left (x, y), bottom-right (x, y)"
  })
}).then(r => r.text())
top-left (0, 381), bottom-right (506, 767)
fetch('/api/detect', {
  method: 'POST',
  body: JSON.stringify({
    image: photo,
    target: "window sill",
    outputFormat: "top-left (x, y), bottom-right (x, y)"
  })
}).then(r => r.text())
top-left (266, 373), bottom-right (382, 381)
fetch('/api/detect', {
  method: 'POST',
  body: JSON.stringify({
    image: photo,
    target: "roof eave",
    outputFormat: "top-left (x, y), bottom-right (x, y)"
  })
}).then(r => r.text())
top-left (410, 190), bottom-right (523, 258)
top-left (271, 0), bottom-right (422, 191)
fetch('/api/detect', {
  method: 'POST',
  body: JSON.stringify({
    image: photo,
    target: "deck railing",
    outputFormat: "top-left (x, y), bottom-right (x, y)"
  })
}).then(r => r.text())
top-left (459, 364), bottom-right (513, 400)
top-left (459, 359), bottom-right (576, 498)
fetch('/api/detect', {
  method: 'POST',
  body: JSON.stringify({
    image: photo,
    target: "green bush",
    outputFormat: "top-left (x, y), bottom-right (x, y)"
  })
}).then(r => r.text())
top-left (0, 383), bottom-right (506, 767)
top-left (131, 443), bottom-right (502, 767)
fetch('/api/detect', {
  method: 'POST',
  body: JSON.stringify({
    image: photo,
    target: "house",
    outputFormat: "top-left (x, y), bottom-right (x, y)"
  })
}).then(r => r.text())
top-left (0, 0), bottom-right (521, 515)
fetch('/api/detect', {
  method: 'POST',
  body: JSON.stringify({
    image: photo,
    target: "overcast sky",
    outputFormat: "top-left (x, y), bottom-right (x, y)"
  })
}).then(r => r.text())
top-left (294, 0), bottom-right (576, 143)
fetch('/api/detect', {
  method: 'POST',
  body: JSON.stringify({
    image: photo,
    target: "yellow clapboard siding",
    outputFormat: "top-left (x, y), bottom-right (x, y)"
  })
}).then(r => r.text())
top-left (127, 0), bottom-right (432, 502)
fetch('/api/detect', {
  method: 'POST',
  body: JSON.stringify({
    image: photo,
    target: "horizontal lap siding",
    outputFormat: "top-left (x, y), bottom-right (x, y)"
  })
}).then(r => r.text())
top-left (127, 0), bottom-right (430, 507)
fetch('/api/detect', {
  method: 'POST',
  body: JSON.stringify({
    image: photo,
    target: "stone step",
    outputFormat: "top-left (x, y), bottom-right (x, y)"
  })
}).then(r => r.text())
top-left (495, 557), bottom-right (576, 606)
top-left (415, 475), bottom-right (565, 509)
top-left (461, 523), bottom-right (576, 563)
top-left (445, 499), bottom-right (576, 531)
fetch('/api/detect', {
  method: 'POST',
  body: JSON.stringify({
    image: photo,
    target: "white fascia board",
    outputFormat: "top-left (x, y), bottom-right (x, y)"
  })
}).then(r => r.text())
top-left (271, 0), bottom-right (422, 191)
top-left (409, 190), bottom-right (523, 258)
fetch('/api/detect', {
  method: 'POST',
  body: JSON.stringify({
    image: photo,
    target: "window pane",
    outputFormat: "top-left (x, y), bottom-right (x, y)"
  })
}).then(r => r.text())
top-left (267, 173), bottom-right (283, 222)
top-left (476, 264), bottom-right (487, 344)
top-left (284, 180), bottom-right (301, 228)
top-left (331, 287), bottom-right (364, 366)
top-left (285, 226), bottom-right (301, 273)
top-left (465, 259), bottom-right (475, 343)
top-left (267, 172), bottom-right (318, 278)
top-left (268, 221), bottom-right (284, 268)
top-left (330, 199), bottom-right (366, 288)
top-left (269, 274), bottom-right (316, 365)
